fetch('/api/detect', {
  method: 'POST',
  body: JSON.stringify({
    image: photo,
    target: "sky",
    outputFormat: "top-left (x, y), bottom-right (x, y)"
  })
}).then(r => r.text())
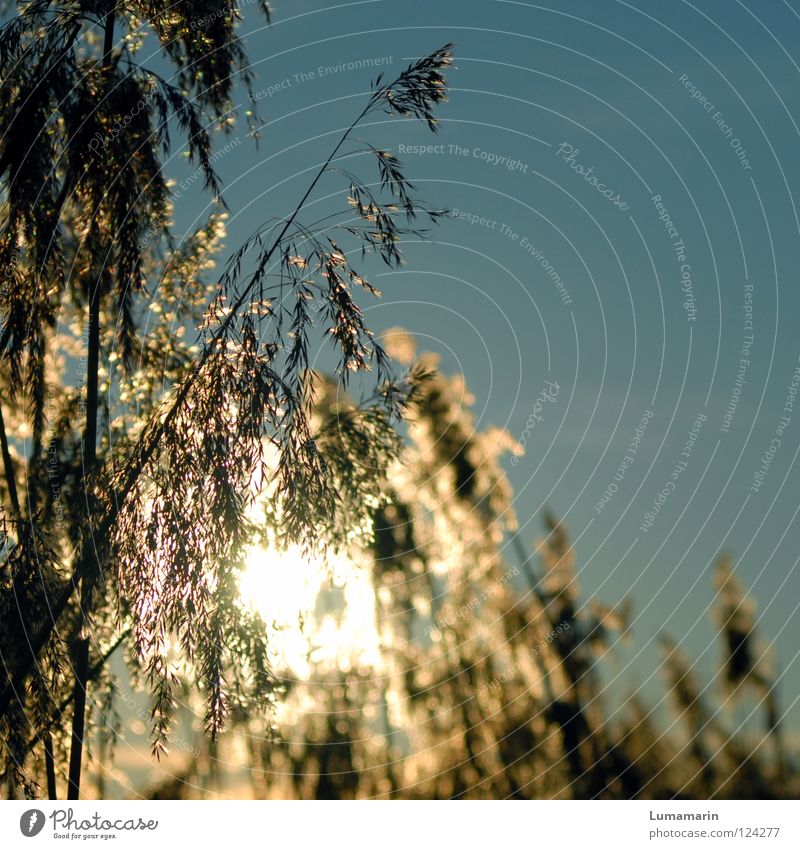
top-left (160, 0), bottom-right (800, 735)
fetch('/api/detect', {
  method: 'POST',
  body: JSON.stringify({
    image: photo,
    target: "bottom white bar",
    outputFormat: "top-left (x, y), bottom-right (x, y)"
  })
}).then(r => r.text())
top-left (1, 800), bottom-right (797, 847)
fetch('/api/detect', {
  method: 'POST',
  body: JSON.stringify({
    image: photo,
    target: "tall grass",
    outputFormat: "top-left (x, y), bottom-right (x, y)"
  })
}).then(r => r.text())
top-left (130, 337), bottom-right (798, 800)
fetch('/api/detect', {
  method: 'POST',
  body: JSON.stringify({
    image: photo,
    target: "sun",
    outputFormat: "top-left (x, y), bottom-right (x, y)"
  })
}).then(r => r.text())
top-left (237, 543), bottom-right (382, 677)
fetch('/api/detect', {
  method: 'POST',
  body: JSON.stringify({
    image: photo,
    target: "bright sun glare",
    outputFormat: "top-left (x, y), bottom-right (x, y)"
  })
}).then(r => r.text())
top-left (238, 544), bottom-right (382, 678)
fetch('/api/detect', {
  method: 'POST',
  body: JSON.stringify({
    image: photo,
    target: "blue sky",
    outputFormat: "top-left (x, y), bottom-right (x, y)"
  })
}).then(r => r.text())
top-left (164, 0), bottom-right (800, 734)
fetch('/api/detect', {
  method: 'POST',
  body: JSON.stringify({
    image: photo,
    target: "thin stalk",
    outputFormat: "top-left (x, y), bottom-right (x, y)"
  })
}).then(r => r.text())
top-left (510, 532), bottom-right (602, 784)
top-left (0, 73), bottom-right (390, 719)
top-left (511, 533), bottom-right (545, 604)
top-left (0, 403), bottom-right (20, 518)
top-left (44, 733), bottom-right (57, 799)
top-left (109, 99), bottom-right (370, 514)
top-left (66, 266), bottom-right (102, 798)
top-left (25, 627), bottom-right (129, 757)
top-left (66, 5), bottom-right (115, 800)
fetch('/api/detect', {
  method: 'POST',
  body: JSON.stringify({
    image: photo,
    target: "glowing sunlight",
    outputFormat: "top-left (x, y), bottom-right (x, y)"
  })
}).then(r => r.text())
top-left (238, 544), bottom-right (382, 678)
